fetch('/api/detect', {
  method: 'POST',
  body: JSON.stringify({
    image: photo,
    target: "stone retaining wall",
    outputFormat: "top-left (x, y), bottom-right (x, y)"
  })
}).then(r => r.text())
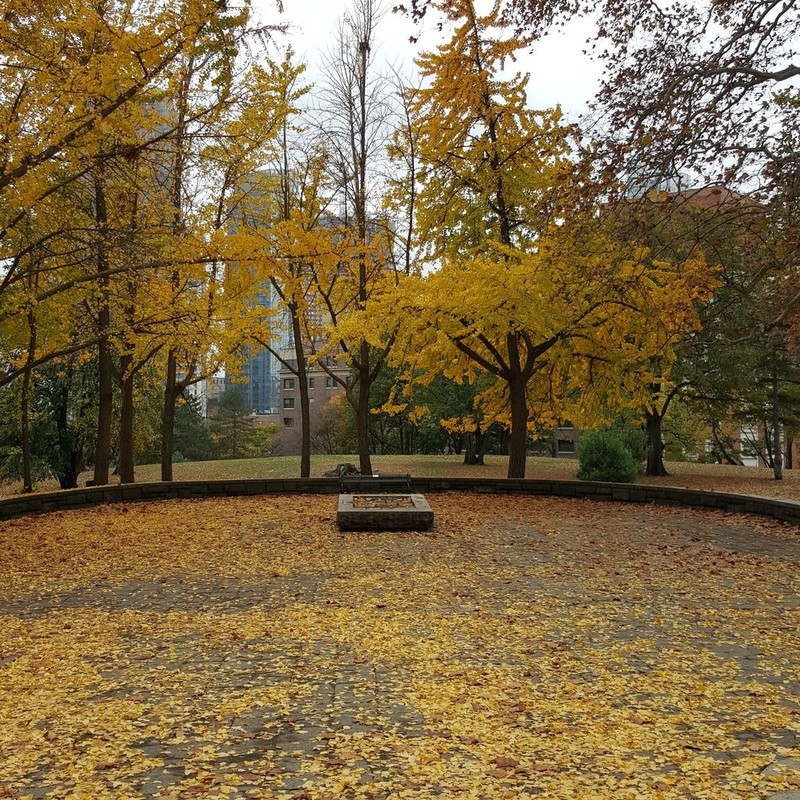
top-left (1, 478), bottom-right (799, 525)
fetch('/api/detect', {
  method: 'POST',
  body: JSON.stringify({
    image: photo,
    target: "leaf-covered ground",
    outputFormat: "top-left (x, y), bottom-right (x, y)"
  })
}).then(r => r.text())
top-left (0, 495), bottom-right (799, 799)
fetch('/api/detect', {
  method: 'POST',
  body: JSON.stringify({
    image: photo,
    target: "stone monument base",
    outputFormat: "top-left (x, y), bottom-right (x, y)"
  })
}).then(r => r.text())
top-left (337, 493), bottom-right (434, 531)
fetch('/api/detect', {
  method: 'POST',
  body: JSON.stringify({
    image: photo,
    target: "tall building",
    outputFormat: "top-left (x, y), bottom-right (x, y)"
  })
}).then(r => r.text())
top-left (226, 170), bottom-right (284, 414)
top-left (236, 289), bottom-right (281, 414)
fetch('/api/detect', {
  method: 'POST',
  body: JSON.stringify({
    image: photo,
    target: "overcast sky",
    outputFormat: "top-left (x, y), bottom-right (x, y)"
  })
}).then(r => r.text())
top-left (249, 1), bottom-right (602, 119)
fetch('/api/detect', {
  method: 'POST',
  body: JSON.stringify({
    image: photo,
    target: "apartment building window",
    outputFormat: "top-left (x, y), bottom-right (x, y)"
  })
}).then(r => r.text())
top-left (283, 378), bottom-right (295, 390)
top-left (308, 377), bottom-right (315, 389)
top-left (326, 377), bottom-right (333, 388)
top-left (283, 417), bottom-right (294, 427)
top-left (283, 397), bottom-right (295, 409)
top-left (557, 439), bottom-right (575, 454)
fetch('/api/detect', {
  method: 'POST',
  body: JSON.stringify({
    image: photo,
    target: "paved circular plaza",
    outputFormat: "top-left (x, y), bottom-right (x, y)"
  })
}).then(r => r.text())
top-left (0, 494), bottom-right (798, 799)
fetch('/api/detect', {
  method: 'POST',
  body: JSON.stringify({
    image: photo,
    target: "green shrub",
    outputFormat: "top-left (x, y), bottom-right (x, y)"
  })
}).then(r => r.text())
top-left (576, 428), bottom-right (641, 483)
top-left (612, 423), bottom-right (646, 465)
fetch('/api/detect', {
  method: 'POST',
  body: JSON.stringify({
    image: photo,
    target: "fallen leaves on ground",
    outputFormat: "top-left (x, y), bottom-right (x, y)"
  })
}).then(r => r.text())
top-left (0, 495), bottom-right (798, 799)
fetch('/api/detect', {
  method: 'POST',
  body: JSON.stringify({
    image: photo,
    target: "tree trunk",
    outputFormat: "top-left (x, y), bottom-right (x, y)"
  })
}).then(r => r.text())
top-left (94, 333), bottom-right (113, 484)
top-left (645, 410), bottom-right (668, 477)
top-left (786, 436), bottom-right (794, 470)
top-left (289, 314), bottom-right (311, 478)
top-left (161, 350), bottom-right (179, 481)
top-left (771, 350), bottom-right (783, 480)
top-left (463, 431), bottom-right (478, 465)
top-left (507, 377), bottom-right (528, 479)
top-left (118, 356), bottom-right (135, 484)
top-left (93, 174), bottom-right (113, 486)
top-left (20, 375), bottom-right (33, 493)
top-left (55, 381), bottom-right (81, 490)
top-left (21, 307), bottom-right (37, 493)
top-left (463, 429), bottom-right (486, 465)
top-left (356, 343), bottom-right (373, 475)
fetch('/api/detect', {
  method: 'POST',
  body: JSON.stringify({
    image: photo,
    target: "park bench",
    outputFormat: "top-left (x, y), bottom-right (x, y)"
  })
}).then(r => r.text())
top-left (339, 473), bottom-right (412, 493)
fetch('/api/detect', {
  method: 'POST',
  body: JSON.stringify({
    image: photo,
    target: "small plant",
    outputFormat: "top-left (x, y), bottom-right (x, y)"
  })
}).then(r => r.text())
top-left (577, 428), bottom-right (641, 483)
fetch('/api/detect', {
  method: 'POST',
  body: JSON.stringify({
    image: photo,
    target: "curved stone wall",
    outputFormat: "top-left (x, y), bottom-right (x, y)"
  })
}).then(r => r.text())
top-left (0, 477), bottom-right (799, 525)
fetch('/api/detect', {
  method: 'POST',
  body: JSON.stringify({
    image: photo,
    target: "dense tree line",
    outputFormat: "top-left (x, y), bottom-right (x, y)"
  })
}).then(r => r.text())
top-left (2, 0), bottom-right (798, 489)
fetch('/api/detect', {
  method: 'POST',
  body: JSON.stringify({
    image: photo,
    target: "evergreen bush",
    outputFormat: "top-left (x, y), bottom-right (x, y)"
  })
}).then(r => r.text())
top-left (576, 428), bottom-right (641, 483)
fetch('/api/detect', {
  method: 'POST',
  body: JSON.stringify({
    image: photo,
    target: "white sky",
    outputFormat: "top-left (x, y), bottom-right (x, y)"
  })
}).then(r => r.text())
top-left (249, 1), bottom-right (603, 119)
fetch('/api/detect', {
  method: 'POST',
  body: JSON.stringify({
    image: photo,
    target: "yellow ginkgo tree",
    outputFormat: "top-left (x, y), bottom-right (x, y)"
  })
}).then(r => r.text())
top-left (397, 0), bottom-right (575, 478)
top-left (382, 0), bottom-right (720, 478)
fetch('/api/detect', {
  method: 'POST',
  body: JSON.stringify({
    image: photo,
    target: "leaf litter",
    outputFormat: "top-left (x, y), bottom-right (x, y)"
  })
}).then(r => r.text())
top-left (0, 494), bottom-right (798, 799)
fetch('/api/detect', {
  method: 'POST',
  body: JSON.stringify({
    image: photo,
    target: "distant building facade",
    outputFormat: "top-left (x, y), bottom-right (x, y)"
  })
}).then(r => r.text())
top-left (226, 170), bottom-right (285, 415)
top-left (277, 354), bottom-right (351, 454)
top-left (234, 289), bottom-right (281, 414)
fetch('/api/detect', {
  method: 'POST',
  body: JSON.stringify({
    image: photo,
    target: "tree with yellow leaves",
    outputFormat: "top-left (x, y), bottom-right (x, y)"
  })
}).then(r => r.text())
top-left (385, 0), bottom-right (719, 478)
top-left (400, 0), bottom-right (573, 478)
top-left (312, 0), bottom-right (410, 476)
top-left (0, 0), bottom-right (272, 485)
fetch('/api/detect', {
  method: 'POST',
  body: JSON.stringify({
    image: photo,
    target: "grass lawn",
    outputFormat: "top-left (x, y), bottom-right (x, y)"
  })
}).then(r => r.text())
top-left (1, 493), bottom-right (798, 798)
top-left (9, 454), bottom-right (798, 502)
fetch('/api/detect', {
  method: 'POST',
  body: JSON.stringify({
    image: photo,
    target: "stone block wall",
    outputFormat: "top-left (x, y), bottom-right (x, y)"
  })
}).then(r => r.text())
top-left (0, 478), bottom-right (799, 525)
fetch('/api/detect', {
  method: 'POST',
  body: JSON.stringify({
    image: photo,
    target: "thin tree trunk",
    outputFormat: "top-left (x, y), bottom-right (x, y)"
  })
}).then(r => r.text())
top-left (161, 56), bottom-right (192, 482)
top-left (93, 174), bottom-right (113, 486)
top-left (20, 371), bottom-right (33, 493)
top-left (21, 307), bottom-right (37, 493)
top-left (291, 312), bottom-right (312, 478)
top-left (161, 350), bottom-right (179, 481)
top-left (118, 355), bottom-right (135, 484)
top-left (94, 331), bottom-right (114, 482)
top-left (772, 349), bottom-right (783, 480)
top-left (55, 381), bottom-right (80, 490)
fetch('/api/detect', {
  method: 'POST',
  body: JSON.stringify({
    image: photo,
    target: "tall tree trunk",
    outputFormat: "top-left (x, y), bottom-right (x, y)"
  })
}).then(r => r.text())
top-left (645, 410), bottom-right (668, 476)
top-left (21, 307), bottom-right (37, 493)
top-left (356, 346), bottom-right (373, 475)
top-left (161, 350), bottom-right (179, 481)
top-left (771, 348), bottom-right (783, 480)
top-left (291, 311), bottom-right (311, 478)
top-left (118, 355), bottom-right (135, 484)
top-left (93, 175), bottom-right (113, 486)
top-left (354, 15), bottom-right (373, 478)
top-left (55, 380), bottom-right (81, 490)
top-left (20, 370), bottom-right (33, 493)
top-left (160, 55), bottom-right (192, 483)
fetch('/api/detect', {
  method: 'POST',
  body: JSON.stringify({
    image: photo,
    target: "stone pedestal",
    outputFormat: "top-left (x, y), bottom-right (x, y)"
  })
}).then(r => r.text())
top-left (336, 493), bottom-right (434, 531)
